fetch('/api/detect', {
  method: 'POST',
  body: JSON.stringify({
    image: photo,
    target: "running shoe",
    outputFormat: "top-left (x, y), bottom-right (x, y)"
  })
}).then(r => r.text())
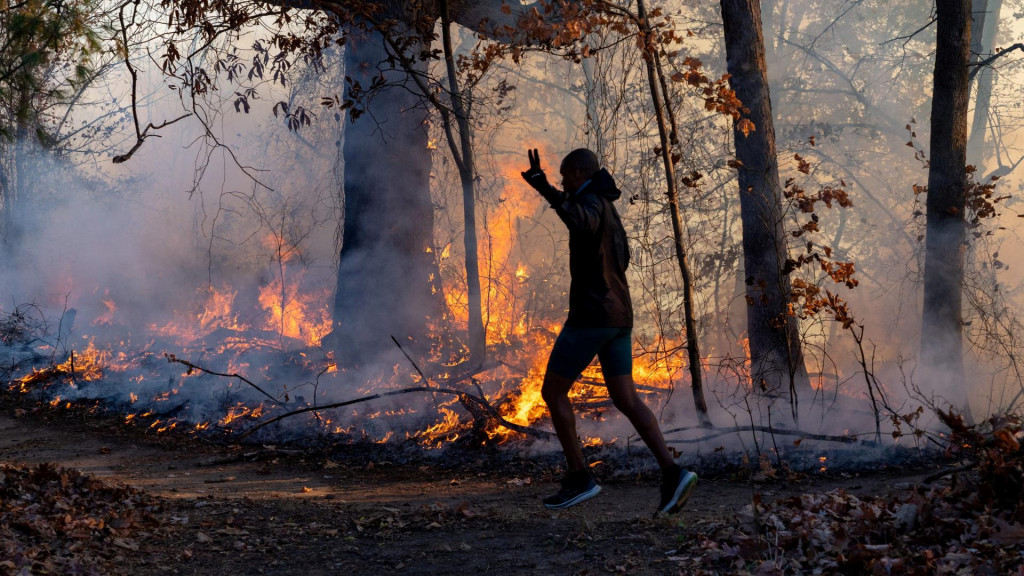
top-left (658, 465), bottom-right (698, 514)
top-left (543, 470), bottom-right (602, 510)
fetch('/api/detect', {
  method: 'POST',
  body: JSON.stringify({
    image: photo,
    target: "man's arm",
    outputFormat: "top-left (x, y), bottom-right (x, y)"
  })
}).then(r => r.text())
top-left (553, 192), bottom-right (603, 234)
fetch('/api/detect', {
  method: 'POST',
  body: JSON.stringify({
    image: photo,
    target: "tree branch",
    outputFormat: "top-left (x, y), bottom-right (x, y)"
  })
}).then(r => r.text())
top-left (663, 424), bottom-right (880, 447)
top-left (165, 353), bottom-right (283, 405)
top-left (236, 380), bottom-right (554, 440)
top-left (451, 0), bottom-right (553, 35)
top-left (880, 17), bottom-right (937, 47)
top-left (969, 42), bottom-right (1024, 81)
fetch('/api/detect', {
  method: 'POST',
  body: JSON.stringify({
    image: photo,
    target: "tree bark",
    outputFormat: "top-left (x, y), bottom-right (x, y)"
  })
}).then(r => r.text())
top-left (330, 24), bottom-right (442, 364)
top-left (719, 0), bottom-right (809, 418)
top-left (920, 0), bottom-right (972, 408)
top-left (440, 0), bottom-right (486, 365)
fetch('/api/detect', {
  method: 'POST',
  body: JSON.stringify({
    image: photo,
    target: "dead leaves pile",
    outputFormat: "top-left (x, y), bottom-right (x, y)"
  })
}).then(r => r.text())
top-left (671, 482), bottom-right (1024, 575)
top-left (0, 462), bottom-right (163, 575)
top-left (670, 415), bottom-right (1024, 575)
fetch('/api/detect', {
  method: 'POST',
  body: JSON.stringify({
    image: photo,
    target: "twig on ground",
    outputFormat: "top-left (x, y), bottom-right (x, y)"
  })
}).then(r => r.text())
top-left (922, 462), bottom-right (977, 484)
top-left (164, 348), bottom-right (547, 441)
top-left (164, 353), bottom-right (282, 406)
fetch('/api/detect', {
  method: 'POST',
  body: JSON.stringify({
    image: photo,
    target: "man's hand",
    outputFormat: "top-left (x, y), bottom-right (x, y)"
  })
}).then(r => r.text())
top-left (521, 148), bottom-right (547, 186)
top-left (521, 148), bottom-right (563, 204)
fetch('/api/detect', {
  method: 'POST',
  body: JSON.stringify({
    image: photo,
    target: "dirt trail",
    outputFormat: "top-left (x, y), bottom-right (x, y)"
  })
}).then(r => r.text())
top-left (0, 410), bottom-right (935, 575)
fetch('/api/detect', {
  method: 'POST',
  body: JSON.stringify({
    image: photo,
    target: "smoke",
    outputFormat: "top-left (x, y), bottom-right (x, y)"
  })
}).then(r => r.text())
top-left (3, 0), bottom-right (1024, 454)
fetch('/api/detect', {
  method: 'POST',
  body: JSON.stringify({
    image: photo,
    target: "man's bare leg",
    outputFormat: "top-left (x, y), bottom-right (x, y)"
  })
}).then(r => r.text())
top-left (604, 373), bottom-right (676, 471)
top-left (541, 370), bottom-right (587, 471)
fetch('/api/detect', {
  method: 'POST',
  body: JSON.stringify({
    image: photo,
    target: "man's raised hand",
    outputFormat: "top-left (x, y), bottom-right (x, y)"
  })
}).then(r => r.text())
top-left (522, 148), bottom-right (544, 180)
top-left (521, 148), bottom-right (564, 205)
top-left (522, 148), bottom-right (552, 191)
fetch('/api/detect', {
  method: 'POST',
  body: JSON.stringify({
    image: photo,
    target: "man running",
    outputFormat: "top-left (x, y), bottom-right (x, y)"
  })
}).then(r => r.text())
top-left (521, 148), bottom-right (698, 513)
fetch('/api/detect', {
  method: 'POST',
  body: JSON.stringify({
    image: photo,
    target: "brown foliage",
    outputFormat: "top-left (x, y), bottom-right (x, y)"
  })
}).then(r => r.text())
top-left (780, 153), bottom-right (859, 329)
top-left (937, 411), bottom-right (1024, 518)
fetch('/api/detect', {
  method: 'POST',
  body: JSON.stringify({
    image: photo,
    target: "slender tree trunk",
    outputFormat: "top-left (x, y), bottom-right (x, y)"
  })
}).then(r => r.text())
top-left (920, 0), bottom-right (972, 409)
top-left (967, 0), bottom-right (1001, 172)
top-left (0, 147), bottom-right (12, 248)
top-left (719, 0), bottom-right (809, 419)
top-left (440, 0), bottom-right (486, 366)
top-left (330, 25), bottom-right (443, 364)
top-left (636, 0), bottom-right (711, 427)
top-left (3, 87), bottom-right (33, 249)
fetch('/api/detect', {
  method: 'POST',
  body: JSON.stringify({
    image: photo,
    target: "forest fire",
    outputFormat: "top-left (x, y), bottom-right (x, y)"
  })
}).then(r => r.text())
top-left (1, 155), bottom-right (710, 450)
top-left (1, 145), bottom-right (763, 452)
top-left (257, 278), bottom-right (332, 348)
top-left (0, 0), bottom-right (1018, 464)
top-left (4, 0), bottom-right (1024, 572)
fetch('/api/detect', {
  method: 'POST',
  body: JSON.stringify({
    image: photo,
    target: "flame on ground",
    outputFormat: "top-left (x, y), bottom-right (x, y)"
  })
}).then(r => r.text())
top-left (257, 278), bottom-right (332, 347)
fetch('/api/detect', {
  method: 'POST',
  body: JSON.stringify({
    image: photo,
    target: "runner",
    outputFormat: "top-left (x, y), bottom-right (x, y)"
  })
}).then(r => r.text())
top-left (521, 148), bottom-right (698, 513)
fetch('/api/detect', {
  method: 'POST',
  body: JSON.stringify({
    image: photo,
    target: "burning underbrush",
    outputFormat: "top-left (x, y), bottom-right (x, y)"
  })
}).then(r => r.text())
top-left (0, 290), bottom-right (677, 454)
top-left (0, 288), bottom-right (973, 473)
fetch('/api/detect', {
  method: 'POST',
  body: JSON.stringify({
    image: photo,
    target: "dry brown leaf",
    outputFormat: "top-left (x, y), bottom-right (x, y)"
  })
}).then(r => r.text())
top-left (989, 518), bottom-right (1024, 546)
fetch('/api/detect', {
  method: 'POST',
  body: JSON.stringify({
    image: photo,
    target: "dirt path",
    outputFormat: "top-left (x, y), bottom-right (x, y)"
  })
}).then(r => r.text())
top-left (0, 410), bottom-right (935, 575)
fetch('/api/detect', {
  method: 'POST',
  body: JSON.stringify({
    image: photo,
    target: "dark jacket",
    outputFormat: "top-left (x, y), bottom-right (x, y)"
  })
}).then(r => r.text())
top-left (546, 168), bottom-right (633, 327)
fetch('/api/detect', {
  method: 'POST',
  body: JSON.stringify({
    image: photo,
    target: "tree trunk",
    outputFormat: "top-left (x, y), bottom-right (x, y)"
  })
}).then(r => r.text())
top-left (440, 0), bottom-right (486, 366)
top-left (920, 0), bottom-right (972, 409)
top-left (580, 56), bottom-right (607, 161)
top-left (1, 87), bottom-right (33, 249)
top-left (719, 0), bottom-right (809, 418)
top-left (967, 0), bottom-right (1001, 173)
top-left (636, 0), bottom-right (711, 427)
top-left (329, 25), bottom-right (443, 364)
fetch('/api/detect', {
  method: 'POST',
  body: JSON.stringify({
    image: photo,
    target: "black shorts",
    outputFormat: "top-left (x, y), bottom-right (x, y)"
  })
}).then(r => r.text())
top-left (546, 326), bottom-right (633, 379)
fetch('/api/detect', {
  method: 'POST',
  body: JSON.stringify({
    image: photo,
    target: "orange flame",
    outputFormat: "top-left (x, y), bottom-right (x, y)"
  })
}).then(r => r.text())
top-left (257, 278), bottom-right (332, 347)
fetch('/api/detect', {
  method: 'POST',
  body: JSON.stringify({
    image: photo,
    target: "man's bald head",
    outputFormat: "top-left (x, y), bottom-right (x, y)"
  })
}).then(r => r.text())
top-left (560, 148), bottom-right (600, 177)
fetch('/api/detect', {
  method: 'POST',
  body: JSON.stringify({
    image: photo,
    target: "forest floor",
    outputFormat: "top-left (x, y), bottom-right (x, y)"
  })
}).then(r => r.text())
top-left (1, 398), bottom-right (1021, 576)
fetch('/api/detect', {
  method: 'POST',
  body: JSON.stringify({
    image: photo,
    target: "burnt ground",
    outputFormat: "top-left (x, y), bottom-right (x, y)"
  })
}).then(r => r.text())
top-left (0, 404), bottom-right (950, 576)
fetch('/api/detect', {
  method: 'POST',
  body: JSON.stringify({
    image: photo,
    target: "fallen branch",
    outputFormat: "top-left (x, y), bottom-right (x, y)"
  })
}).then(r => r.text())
top-left (164, 349), bottom-right (548, 441)
top-left (236, 383), bottom-right (553, 440)
top-left (922, 462), bottom-right (977, 484)
top-left (663, 424), bottom-right (879, 447)
top-left (388, 335), bottom-right (547, 439)
top-left (164, 353), bottom-right (282, 406)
